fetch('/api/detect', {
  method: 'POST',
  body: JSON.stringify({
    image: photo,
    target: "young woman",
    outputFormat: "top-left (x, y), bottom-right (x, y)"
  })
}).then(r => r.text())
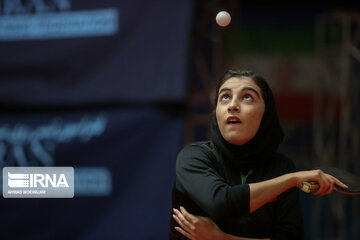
top-left (169, 70), bottom-right (347, 240)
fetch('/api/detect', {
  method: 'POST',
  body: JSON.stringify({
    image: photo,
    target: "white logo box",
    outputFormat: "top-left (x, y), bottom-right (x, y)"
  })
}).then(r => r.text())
top-left (3, 167), bottom-right (74, 198)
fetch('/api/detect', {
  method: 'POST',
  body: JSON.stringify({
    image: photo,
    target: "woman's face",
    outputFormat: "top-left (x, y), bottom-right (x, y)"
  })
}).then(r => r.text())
top-left (215, 77), bottom-right (265, 145)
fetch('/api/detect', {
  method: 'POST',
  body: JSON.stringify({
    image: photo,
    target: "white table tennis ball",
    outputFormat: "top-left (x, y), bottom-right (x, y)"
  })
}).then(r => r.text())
top-left (216, 11), bottom-right (231, 27)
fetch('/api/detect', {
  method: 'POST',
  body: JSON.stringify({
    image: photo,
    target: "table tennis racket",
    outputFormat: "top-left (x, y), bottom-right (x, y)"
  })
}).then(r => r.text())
top-left (301, 166), bottom-right (360, 195)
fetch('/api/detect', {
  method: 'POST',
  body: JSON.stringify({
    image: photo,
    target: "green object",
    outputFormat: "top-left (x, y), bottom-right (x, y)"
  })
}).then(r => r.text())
top-left (225, 26), bottom-right (315, 55)
top-left (241, 170), bottom-right (253, 184)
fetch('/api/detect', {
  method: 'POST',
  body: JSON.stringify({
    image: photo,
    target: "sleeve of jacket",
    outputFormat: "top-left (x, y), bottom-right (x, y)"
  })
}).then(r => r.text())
top-left (271, 156), bottom-right (304, 240)
top-left (175, 144), bottom-right (250, 220)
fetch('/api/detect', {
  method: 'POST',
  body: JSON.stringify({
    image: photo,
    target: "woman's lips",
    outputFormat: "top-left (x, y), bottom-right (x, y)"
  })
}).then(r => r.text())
top-left (226, 116), bottom-right (242, 124)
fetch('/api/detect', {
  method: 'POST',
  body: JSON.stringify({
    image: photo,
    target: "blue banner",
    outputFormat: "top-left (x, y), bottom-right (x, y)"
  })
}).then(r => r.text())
top-left (0, 0), bottom-right (192, 105)
top-left (0, 107), bottom-right (184, 239)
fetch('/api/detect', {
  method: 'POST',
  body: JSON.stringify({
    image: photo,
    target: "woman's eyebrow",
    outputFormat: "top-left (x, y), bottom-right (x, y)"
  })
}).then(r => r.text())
top-left (241, 87), bottom-right (260, 98)
top-left (218, 87), bottom-right (231, 95)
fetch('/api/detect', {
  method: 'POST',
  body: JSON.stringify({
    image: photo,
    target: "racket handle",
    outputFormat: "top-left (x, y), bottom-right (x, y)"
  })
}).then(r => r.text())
top-left (301, 181), bottom-right (319, 193)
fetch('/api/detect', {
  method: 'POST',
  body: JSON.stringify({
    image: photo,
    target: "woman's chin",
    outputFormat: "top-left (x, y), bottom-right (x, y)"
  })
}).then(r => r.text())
top-left (224, 135), bottom-right (251, 146)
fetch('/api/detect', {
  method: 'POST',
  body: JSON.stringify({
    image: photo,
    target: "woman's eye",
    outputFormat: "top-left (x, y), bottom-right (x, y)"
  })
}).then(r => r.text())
top-left (243, 94), bottom-right (253, 101)
top-left (221, 94), bottom-right (230, 101)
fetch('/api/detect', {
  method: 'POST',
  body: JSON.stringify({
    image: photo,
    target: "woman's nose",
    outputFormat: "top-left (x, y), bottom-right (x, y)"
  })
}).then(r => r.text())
top-left (228, 101), bottom-right (240, 113)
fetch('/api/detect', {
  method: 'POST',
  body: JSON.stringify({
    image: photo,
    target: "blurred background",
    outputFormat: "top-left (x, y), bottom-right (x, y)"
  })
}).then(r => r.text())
top-left (0, 0), bottom-right (359, 239)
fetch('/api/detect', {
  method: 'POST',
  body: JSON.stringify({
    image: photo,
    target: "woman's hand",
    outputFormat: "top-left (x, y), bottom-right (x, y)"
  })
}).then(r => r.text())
top-left (172, 206), bottom-right (223, 240)
top-left (173, 206), bottom-right (270, 240)
top-left (292, 169), bottom-right (348, 195)
top-left (249, 169), bottom-right (348, 213)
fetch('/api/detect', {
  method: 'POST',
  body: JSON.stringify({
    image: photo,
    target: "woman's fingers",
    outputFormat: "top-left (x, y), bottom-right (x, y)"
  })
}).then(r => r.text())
top-left (331, 175), bottom-right (348, 189)
top-left (323, 181), bottom-right (333, 195)
top-left (173, 208), bottom-right (194, 232)
top-left (314, 172), bottom-right (348, 195)
top-left (180, 206), bottom-right (197, 224)
top-left (320, 174), bottom-right (332, 194)
top-left (318, 173), bottom-right (334, 195)
top-left (172, 213), bottom-right (185, 229)
top-left (326, 180), bottom-right (334, 195)
top-left (173, 207), bottom-right (203, 240)
top-left (174, 226), bottom-right (195, 240)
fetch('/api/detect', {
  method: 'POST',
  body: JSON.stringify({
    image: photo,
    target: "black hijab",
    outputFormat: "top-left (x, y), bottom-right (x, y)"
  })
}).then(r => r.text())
top-left (210, 72), bottom-right (284, 167)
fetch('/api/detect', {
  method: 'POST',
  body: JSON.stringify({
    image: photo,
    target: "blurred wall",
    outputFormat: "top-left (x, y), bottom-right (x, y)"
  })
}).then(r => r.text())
top-left (0, 0), bottom-right (193, 239)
